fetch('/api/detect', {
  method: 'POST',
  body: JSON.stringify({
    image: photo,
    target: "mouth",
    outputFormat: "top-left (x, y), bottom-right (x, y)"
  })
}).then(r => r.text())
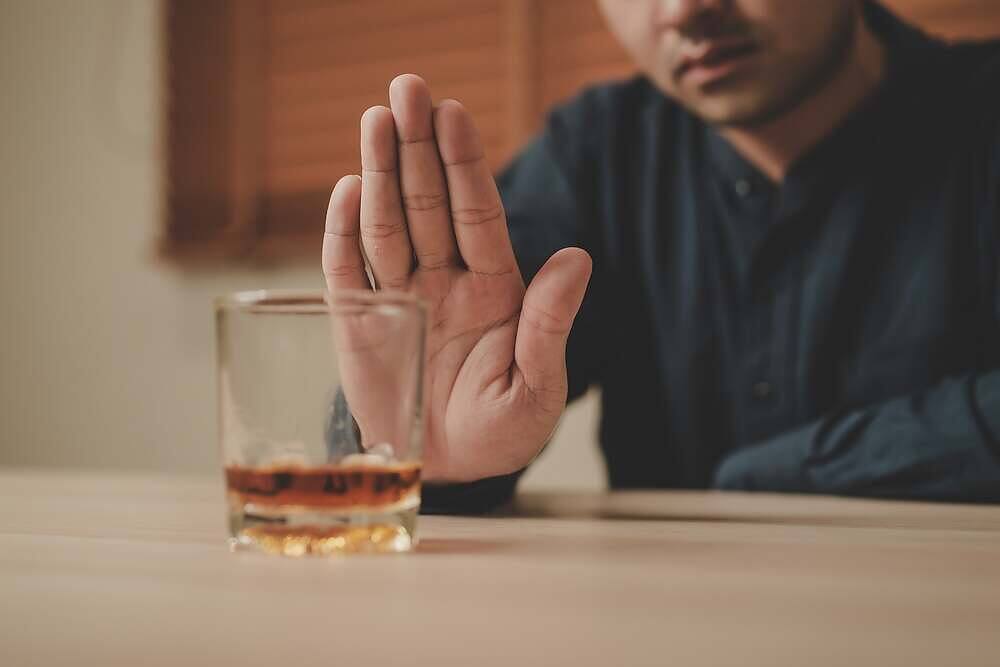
top-left (676, 40), bottom-right (759, 87)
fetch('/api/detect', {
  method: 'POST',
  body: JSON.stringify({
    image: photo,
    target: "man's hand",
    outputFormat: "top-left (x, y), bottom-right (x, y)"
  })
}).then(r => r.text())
top-left (322, 74), bottom-right (592, 482)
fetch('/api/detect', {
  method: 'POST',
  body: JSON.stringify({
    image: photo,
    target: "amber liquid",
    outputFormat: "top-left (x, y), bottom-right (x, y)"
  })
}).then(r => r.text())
top-left (225, 462), bottom-right (421, 556)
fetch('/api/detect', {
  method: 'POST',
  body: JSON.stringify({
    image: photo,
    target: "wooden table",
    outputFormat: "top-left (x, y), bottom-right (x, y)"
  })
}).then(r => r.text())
top-left (1, 469), bottom-right (999, 666)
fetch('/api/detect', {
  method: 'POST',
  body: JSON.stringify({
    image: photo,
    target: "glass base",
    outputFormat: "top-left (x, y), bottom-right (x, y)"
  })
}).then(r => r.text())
top-left (228, 502), bottom-right (418, 556)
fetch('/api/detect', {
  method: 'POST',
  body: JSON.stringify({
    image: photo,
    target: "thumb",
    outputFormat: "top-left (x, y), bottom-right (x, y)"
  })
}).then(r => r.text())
top-left (514, 247), bottom-right (593, 399)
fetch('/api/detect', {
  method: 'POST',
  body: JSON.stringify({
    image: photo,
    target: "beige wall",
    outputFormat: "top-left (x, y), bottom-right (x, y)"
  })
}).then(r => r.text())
top-left (0, 0), bottom-right (604, 490)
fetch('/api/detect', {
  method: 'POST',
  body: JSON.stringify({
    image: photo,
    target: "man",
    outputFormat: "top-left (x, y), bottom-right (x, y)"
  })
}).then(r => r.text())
top-left (321, 0), bottom-right (1000, 511)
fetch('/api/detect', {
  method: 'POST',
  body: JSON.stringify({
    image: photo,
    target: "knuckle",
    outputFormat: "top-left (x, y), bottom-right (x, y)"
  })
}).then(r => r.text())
top-left (521, 376), bottom-right (567, 416)
top-left (450, 204), bottom-right (504, 227)
top-left (521, 302), bottom-right (569, 335)
top-left (403, 191), bottom-right (448, 213)
top-left (361, 219), bottom-right (407, 239)
top-left (379, 276), bottom-right (411, 290)
top-left (415, 248), bottom-right (454, 270)
top-left (324, 228), bottom-right (358, 238)
top-left (322, 261), bottom-right (365, 279)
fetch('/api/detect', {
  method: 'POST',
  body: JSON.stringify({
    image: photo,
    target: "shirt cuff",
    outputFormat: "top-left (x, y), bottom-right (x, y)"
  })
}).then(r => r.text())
top-left (420, 471), bottom-right (523, 515)
top-left (974, 373), bottom-right (1000, 454)
top-left (712, 424), bottom-right (815, 493)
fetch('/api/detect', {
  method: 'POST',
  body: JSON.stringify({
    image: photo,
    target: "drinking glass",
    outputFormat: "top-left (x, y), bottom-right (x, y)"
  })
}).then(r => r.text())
top-left (216, 289), bottom-right (425, 556)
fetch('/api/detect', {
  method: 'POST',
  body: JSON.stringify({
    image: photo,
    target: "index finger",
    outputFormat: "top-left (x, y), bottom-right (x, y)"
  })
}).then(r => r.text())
top-left (322, 174), bottom-right (371, 292)
top-left (433, 99), bottom-right (517, 276)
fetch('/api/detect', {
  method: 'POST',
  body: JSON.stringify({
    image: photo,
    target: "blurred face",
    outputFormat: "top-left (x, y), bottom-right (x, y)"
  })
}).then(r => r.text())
top-left (597, 0), bottom-right (857, 126)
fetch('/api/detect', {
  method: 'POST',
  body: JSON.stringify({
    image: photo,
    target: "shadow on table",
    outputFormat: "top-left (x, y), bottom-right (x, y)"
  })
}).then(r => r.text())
top-left (503, 491), bottom-right (1000, 532)
top-left (415, 538), bottom-right (512, 555)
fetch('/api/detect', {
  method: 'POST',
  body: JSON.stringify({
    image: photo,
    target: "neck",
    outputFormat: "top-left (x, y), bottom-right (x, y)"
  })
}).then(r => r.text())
top-left (720, 12), bottom-right (886, 182)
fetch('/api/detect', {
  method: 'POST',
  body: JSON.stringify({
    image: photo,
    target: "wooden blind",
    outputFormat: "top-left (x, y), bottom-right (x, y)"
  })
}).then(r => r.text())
top-left (883, 0), bottom-right (1000, 38)
top-left (538, 0), bottom-right (632, 113)
top-left (164, 0), bottom-right (1000, 264)
top-left (264, 1), bottom-right (507, 245)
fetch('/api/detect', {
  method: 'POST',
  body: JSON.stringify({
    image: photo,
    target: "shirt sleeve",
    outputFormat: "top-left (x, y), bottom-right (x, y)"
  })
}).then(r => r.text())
top-left (714, 73), bottom-right (1000, 503)
top-left (712, 371), bottom-right (1000, 502)
top-left (421, 472), bottom-right (525, 515)
top-left (499, 103), bottom-right (603, 403)
top-left (421, 99), bottom-right (603, 515)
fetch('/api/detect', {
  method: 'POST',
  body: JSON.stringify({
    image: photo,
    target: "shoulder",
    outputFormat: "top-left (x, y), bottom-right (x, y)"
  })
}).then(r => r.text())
top-left (920, 37), bottom-right (1000, 113)
top-left (541, 75), bottom-right (676, 157)
top-left (938, 39), bottom-right (1000, 163)
top-left (937, 40), bottom-right (1000, 297)
top-left (543, 75), bottom-right (677, 183)
top-left (552, 74), bottom-right (666, 119)
top-left (940, 38), bottom-right (1000, 78)
top-left (946, 38), bottom-right (1000, 93)
top-left (891, 35), bottom-right (1000, 178)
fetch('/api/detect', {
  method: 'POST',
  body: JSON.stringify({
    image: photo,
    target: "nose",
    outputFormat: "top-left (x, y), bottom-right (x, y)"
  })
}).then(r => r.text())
top-left (657, 0), bottom-right (729, 32)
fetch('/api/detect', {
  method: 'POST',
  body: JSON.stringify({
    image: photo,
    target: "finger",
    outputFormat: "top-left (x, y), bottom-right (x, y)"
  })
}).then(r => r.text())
top-left (514, 248), bottom-right (593, 403)
top-left (433, 99), bottom-right (517, 276)
top-left (322, 175), bottom-right (370, 292)
top-left (360, 105), bottom-right (413, 290)
top-left (389, 74), bottom-right (460, 271)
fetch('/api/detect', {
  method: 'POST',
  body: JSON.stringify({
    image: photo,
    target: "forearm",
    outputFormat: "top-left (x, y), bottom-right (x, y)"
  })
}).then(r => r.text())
top-left (713, 371), bottom-right (1000, 503)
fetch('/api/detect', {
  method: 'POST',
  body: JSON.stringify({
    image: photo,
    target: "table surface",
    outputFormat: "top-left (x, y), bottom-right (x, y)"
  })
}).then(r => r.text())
top-left (1, 469), bottom-right (999, 667)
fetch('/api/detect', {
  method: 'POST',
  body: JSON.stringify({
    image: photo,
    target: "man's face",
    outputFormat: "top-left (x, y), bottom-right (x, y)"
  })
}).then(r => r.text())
top-left (597, 0), bottom-right (857, 126)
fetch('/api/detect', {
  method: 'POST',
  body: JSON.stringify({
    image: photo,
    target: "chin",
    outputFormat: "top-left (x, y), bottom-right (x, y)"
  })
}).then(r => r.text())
top-left (685, 88), bottom-right (796, 128)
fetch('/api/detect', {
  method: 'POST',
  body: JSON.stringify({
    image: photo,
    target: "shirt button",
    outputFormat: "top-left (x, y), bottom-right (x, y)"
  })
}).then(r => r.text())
top-left (751, 381), bottom-right (772, 400)
top-left (734, 178), bottom-right (752, 197)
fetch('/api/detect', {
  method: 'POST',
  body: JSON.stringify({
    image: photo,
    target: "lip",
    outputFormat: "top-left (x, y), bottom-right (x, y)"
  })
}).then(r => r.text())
top-left (676, 40), bottom-right (758, 87)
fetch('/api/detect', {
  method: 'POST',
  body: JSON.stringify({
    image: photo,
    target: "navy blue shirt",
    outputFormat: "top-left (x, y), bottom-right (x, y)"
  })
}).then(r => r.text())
top-left (422, 3), bottom-right (1000, 512)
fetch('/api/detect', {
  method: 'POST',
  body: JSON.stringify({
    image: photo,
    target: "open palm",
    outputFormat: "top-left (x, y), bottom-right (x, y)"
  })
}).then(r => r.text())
top-left (322, 75), bottom-right (591, 482)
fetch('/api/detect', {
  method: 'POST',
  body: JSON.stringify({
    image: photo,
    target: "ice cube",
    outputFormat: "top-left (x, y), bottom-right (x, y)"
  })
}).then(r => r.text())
top-left (340, 452), bottom-right (387, 467)
top-left (366, 442), bottom-right (395, 460)
top-left (269, 442), bottom-right (309, 467)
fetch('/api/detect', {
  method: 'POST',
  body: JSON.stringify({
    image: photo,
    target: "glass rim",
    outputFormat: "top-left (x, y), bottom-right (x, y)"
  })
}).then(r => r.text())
top-left (215, 288), bottom-right (426, 316)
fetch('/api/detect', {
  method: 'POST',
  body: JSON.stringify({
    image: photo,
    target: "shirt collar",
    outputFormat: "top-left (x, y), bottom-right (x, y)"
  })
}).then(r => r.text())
top-left (703, 123), bottom-right (773, 201)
